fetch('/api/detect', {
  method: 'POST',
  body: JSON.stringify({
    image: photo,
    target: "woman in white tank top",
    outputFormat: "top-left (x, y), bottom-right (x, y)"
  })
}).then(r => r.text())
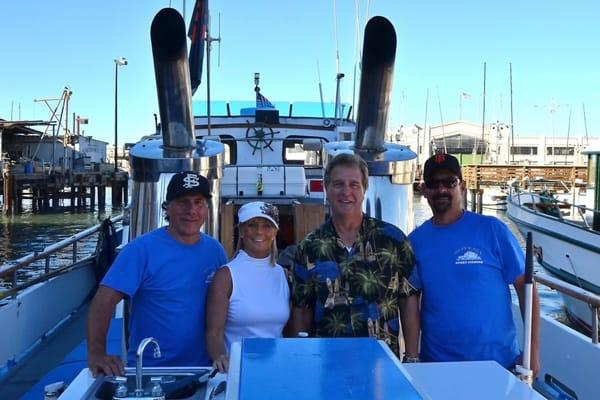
top-left (205, 202), bottom-right (290, 372)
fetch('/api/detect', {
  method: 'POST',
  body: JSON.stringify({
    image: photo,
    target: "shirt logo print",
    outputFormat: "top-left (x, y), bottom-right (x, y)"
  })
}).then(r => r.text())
top-left (455, 248), bottom-right (483, 265)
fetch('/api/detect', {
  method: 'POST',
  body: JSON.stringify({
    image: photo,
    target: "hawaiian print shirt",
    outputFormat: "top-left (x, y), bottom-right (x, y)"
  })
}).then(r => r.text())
top-left (291, 215), bottom-right (417, 356)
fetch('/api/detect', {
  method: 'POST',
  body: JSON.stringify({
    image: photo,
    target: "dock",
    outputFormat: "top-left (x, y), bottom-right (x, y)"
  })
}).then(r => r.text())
top-left (462, 164), bottom-right (588, 189)
top-left (1, 164), bottom-right (128, 214)
top-left (460, 164), bottom-right (587, 213)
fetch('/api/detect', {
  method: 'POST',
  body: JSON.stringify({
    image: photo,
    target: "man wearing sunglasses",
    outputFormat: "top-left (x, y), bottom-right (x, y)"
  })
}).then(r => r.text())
top-left (408, 153), bottom-right (540, 378)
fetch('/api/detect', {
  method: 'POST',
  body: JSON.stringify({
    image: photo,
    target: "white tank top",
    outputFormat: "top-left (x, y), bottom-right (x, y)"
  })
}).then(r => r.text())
top-left (224, 250), bottom-right (290, 351)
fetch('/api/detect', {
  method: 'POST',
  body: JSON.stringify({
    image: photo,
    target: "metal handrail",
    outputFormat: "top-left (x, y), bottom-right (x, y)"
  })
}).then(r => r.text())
top-left (0, 215), bottom-right (123, 280)
top-left (535, 273), bottom-right (600, 344)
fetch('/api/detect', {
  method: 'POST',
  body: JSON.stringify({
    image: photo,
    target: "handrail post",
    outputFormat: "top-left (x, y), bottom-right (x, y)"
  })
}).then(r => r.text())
top-left (72, 242), bottom-right (77, 263)
top-left (12, 271), bottom-right (17, 288)
top-left (593, 306), bottom-right (599, 345)
top-left (45, 257), bottom-right (50, 274)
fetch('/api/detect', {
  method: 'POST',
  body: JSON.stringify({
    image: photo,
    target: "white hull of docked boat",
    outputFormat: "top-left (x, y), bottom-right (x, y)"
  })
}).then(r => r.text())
top-left (507, 192), bottom-right (600, 292)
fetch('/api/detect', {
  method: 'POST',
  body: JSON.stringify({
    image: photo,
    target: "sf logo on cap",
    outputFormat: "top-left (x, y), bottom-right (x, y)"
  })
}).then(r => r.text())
top-left (182, 173), bottom-right (201, 188)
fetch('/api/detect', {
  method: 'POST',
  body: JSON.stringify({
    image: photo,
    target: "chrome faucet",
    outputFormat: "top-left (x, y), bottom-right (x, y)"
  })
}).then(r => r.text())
top-left (135, 337), bottom-right (161, 397)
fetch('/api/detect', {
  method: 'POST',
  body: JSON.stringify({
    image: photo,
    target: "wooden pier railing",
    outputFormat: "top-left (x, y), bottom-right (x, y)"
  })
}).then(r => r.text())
top-left (462, 165), bottom-right (588, 190)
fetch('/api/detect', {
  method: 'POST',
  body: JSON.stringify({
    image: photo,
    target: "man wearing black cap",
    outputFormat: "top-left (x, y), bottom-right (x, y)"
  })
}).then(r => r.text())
top-left (87, 171), bottom-right (227, 377)
top-left (408, 153), bottom-right (540, 377)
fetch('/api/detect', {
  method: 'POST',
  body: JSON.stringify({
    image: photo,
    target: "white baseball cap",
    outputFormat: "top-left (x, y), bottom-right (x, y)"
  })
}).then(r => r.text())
top-left (238, 201), bottom-right (279, 229)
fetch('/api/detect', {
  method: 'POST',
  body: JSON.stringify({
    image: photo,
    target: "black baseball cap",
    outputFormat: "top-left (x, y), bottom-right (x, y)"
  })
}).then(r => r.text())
top-left (423, 153), bottom-right (462, 182)
top-left (166, 171), bottom-right (211, 202)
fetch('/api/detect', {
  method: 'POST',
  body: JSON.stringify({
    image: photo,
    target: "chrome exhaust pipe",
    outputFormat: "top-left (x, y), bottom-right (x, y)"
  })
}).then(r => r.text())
top-left (354, 16), bottom-right (396, 154)
top-left (151, 8), bottom-right (196, 157)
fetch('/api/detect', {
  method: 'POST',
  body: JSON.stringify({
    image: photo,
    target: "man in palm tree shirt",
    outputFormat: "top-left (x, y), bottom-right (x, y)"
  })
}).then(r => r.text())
top-left (289, 153), bottom-right (420, 360)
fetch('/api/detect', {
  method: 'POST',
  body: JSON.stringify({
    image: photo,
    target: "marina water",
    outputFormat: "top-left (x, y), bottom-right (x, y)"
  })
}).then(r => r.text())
top-left (0, 193), bottom-right (562, 316)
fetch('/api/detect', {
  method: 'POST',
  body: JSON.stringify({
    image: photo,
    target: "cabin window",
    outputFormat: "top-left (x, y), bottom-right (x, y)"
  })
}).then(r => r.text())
top-left (589, 154), bottom-right (597, 190)
top-left (199, 134), bottom-right (236, 165)
top-left (282, 136), bottom-right (326, 165)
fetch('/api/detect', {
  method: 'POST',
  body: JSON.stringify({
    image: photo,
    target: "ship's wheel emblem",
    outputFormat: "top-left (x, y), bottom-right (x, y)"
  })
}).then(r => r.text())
top-left (245, 121), bottom-right (279, 155)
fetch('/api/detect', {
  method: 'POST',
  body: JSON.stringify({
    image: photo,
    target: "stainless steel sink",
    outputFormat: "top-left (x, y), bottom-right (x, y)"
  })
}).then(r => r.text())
top-left (80, 367), bottom-right (212, 400)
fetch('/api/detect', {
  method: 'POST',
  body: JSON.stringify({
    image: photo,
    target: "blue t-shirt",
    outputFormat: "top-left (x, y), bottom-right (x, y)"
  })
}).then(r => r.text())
top-left (408, 211), bottom-right (524, 368)
top-left (101, 227), bottom-right (227, 366)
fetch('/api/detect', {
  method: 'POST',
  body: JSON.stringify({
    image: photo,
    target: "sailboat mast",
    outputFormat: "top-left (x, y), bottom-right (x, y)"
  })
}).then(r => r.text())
top-left (510, 63), bottom-right (515, 164)
top-left (480, 62), bottom-right (487, 164)
top-left (583, 102), bottom-right (589, 146)
top-left (436, 87), bottom-right (446, 153)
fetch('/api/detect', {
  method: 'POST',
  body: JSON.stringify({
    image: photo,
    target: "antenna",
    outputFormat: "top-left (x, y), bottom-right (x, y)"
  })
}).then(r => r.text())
top-left (205, 9), bottom-right (222, 136)
top-left (332, 0), bottom-right (340, 75)
top-left (317, 59), bottom-right (325, 117)
top-left (351, 0), bottom-right (360, 121)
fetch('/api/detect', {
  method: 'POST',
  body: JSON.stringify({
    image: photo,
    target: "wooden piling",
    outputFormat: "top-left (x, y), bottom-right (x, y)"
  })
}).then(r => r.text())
top-left (476, 189), bottom-right (483, 214)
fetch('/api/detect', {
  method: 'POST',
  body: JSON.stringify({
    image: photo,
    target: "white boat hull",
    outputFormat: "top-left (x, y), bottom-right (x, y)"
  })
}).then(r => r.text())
top-left (507, 193), bottom-right (600, 291)
top-left (507, 192), bottom-right (600, 334)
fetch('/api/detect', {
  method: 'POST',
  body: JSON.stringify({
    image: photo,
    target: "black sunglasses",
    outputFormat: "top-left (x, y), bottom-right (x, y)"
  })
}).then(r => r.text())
top-left (424, 177), bottom-right (460, 189)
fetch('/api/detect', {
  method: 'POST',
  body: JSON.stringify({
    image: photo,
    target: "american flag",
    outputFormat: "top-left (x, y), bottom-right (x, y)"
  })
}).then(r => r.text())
top-left (188, 0), bottom-right (208, 95)
top-left (256, 92), bottom-right (275, 109)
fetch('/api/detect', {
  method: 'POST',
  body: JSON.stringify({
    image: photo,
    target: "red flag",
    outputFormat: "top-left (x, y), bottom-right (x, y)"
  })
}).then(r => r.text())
top-left (188, 0), bottom-right (208, 95)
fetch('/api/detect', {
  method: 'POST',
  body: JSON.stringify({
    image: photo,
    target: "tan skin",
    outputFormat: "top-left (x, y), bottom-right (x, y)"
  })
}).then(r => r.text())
top-left (86, 193), bottom-right (208, 377)
top-left (288, 165), bottom-right (421, 358)
top-left (205, 217), bottom-right (278, 373)
top-left (420, 169), bottom-right (540, 377)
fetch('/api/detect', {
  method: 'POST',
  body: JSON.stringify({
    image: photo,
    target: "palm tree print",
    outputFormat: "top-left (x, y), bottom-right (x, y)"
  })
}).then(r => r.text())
top-left (353, 269), bottom-right (386, 299)
top-left (321, 312), bottom-right (348, 336)
top-left (309, 236), bottom-right (336, 259)
top-left (291, 215), bottom-right (417, 356)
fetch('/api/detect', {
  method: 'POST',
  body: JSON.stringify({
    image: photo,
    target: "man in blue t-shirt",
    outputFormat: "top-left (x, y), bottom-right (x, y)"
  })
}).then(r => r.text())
top-left (409, 153), bottom-right (540, 377)
top-left (87, 171), bottom-right (227, 377)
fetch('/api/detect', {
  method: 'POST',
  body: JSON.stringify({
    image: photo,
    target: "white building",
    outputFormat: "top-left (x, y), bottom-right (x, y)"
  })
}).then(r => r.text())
top-left (393, 120), bottom-right (600, 166)
top-left (74, 136), bottom-right (108, 164)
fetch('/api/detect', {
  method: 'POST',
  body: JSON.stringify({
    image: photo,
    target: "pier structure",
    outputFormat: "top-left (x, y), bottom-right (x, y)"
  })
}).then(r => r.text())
top-left (1, 112), bottom-right (129, 214)
top-left (461, 164), bottom-right (587, 213)
top-left (1, 164), bottom-right (128, 214)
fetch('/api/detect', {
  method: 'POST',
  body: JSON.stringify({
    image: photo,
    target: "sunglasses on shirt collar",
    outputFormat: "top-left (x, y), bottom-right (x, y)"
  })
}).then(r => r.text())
top-left (424, 177), bottom-right (460, 189)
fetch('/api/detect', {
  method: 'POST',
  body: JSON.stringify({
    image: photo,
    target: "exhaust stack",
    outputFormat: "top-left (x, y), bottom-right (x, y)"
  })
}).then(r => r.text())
top-left (128, 8), bottom-right (224, 240)
top-left (354, 16), bottom-right (396, 154)
top-left (324, 16), bottom-right (416, 232)
top-left (151, 8), bottom-right (196, 157)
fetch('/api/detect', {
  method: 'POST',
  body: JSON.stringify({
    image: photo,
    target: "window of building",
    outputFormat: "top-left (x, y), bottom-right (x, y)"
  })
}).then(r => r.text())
top-left (510, 146), bottom-right (538, 155)
top-left (546, 146), bottom-right (574, 156)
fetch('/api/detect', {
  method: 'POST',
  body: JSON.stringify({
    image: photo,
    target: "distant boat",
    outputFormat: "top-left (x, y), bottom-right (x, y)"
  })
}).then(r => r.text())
top-left (507, 147), bottom-right (600, 335)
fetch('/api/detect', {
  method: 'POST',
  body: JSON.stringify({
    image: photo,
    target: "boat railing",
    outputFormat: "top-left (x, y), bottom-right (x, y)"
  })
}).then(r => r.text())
top-left (535, 273), bottom-right (600, 344)
top-left (0, 215), bottom-right (123, 299)
top-left (510, 186), bottom-right (597, 229)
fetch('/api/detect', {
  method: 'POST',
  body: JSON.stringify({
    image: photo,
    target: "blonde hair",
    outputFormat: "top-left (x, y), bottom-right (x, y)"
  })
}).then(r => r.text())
top-left (234, 221), bottom-right (278, 265)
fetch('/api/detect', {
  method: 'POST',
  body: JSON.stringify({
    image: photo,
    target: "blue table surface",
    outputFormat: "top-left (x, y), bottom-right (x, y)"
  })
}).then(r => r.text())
top-left (238, 338), bottom-right (422, 400)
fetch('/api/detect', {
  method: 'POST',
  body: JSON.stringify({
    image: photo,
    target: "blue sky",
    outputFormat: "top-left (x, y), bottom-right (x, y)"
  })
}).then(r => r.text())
top-left (1, 0), bottom-right (599, 145)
